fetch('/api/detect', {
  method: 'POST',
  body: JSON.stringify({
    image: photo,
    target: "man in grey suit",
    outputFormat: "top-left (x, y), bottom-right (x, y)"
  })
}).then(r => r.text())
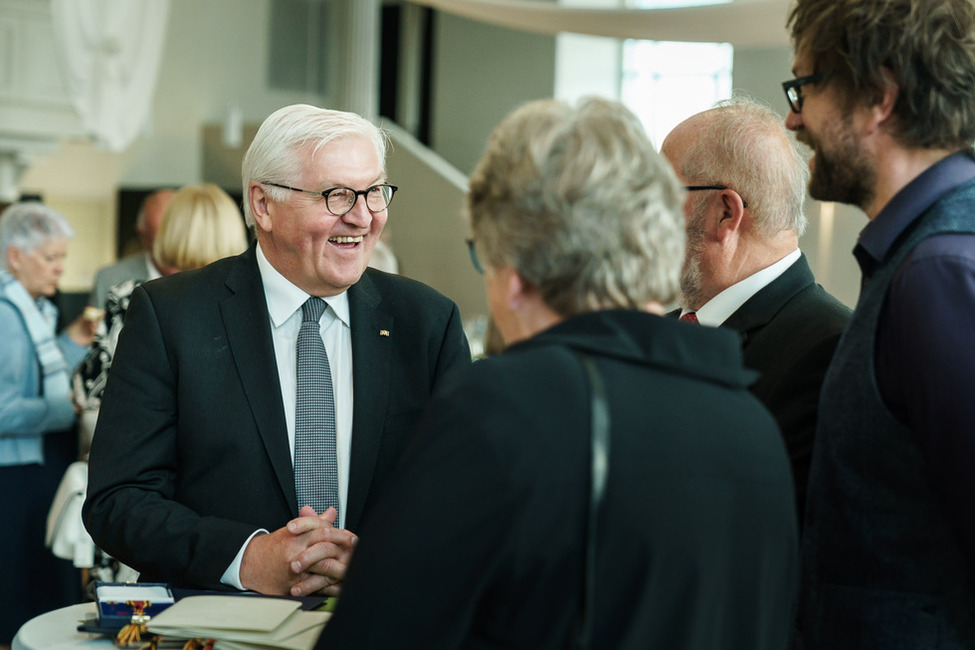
top-left (87, 188), bottom-right (174, 309)
top-left (84, 104), bottom-right (470, 598)
top-left (661, 98), bottom-right (850, 518)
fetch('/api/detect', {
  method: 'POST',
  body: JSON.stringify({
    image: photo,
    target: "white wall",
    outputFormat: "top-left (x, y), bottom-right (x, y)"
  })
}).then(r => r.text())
top-left (383, 121), bottom-right (486, 321)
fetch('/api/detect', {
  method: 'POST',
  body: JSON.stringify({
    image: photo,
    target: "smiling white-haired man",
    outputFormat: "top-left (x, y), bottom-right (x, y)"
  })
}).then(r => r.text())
top-left (84, 104), bottom-right (470, 598)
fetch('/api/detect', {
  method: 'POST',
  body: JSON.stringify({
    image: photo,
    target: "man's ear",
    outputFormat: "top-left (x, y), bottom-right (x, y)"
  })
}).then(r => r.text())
top-left (716, 190), bottom-right (746, 244)
top-left (6, 246), bottom-right (22, 274)
top-left (869, 67), bottom-right (899, 131)
top-left (249, 182), bottom-right (272, 232)
top-left (505, 268), bottom-right (530, 309)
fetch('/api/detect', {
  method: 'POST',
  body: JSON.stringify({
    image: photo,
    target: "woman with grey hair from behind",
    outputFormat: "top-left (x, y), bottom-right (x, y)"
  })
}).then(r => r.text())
top-left (469, 97), bottom-right (684, 319)
top-left (317, 97), bottom-right (799, 650)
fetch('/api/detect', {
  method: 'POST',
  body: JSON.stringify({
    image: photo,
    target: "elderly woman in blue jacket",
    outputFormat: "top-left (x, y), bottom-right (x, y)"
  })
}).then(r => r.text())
top-left (0, 201), bottom-right (96, 644)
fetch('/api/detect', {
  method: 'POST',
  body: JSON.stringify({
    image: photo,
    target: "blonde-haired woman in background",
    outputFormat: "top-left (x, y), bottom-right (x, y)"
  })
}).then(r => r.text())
top-left (152, 183), bottom-right (250, 275)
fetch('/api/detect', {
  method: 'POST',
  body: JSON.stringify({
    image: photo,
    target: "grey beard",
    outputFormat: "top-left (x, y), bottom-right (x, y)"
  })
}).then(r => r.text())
top-left (679, 253), bottom-right (704, 312)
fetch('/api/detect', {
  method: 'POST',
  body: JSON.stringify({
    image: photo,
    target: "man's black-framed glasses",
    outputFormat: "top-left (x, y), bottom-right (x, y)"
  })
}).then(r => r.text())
top-left (685, 185), bottom-right (749, 209)
top-left (262, 181), bottom-right (398, 216)
top-left (782, 72), bottom-right (827, 114)
top-left (466, 238), bottom-right (483, 274)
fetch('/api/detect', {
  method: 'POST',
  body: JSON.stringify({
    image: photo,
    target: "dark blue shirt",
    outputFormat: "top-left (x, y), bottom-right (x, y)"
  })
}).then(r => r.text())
top-left (854, 150), bottom-right (975, 569)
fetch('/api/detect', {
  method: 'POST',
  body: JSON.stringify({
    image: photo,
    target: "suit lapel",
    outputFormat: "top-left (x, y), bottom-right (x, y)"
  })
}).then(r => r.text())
top-left (220, 248), bottom-right (297, 514)
top-left (723, 253), bottom-right (816, 347)
top-left (345, 271), bottom-right (393, 531)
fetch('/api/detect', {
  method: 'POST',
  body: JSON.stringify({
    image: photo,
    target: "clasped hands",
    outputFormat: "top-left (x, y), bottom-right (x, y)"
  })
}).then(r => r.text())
top-left (240, 506), bottom-right (358, 598)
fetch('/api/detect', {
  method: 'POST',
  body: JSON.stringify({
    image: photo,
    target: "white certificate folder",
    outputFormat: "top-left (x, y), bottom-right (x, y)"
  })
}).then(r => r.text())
top-left (147, 594), bottom-right (330, 650)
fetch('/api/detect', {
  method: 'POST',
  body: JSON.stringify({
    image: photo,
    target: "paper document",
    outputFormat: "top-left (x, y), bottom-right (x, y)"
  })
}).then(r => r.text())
top-left (147, 595), bottom-right (330, 650)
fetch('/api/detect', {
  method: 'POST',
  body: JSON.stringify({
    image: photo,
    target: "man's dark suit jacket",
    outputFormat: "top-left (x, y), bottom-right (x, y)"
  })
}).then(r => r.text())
top-left (82, 245), bottom-right (470, 590)
top-left (722, 254), bottom-right (850, 517)
top-left (319, 311), bottom-right (798, 650)
top-left (674, 255), bottom-right (851, 516)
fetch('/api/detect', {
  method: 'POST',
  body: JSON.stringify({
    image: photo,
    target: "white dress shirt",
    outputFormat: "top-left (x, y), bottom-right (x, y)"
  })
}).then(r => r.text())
top-left (681, 249), bottom-right (801, 327)
top-left (221, 243), bottom-right (355, 588)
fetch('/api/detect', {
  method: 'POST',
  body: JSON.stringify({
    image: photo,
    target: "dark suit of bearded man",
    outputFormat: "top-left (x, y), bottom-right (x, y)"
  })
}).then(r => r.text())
top-left (721, 254), bottom-right (850, 516)
top-left (665, 255), bottom-right (849, 518)
top-left (662, 101), bottom-right (852, 521)
top-left (83, 244), bottom-right (469, 590)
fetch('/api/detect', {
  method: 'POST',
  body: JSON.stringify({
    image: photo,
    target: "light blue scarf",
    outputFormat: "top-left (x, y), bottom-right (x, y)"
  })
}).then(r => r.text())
top-left (0, 270), bottom-right (70, 400)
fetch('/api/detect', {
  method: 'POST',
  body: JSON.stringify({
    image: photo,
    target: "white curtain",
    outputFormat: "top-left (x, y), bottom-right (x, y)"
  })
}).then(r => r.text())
top-left (404, 0), bottom-right (790, 47)
top-left (50, 0), bottom-right (170, 152)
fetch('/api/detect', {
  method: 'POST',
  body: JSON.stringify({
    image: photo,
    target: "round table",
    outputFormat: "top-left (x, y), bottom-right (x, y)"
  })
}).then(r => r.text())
top-left (12, 602), bottom-right (113, 650)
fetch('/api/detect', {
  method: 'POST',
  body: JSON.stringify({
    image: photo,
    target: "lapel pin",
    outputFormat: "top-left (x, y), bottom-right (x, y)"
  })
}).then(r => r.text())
top-left (379, 329), bottom-right (390, 337)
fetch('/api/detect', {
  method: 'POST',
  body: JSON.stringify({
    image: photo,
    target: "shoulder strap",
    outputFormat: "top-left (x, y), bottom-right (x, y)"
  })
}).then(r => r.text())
top-left (573, 352), bottom-right (610, 650)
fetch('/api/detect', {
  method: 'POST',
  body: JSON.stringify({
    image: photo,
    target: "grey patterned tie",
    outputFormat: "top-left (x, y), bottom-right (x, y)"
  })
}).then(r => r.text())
top-left (294, 297), bottom-right (339, 522)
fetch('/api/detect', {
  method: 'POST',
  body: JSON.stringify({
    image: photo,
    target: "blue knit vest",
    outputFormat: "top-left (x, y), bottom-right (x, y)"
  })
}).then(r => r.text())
top-left (799, 178), bottom-right (975, 649)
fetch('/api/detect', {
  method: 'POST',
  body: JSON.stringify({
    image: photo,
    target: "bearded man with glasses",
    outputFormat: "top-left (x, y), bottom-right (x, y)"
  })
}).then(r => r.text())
top-left (84, 104), bottom-right (470, 598)
top-left (784, 0), bottom-right (975, 647)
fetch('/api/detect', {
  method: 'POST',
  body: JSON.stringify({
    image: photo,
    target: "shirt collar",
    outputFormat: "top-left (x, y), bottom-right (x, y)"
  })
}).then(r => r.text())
top-left (145, 253), bottom-right (163, 281)
top-left (691, 249), bottom-right (801, 327)
top-left (256, 243), bottom-right (350, 328)
top-left (855, 150), bottom-right (975, 277)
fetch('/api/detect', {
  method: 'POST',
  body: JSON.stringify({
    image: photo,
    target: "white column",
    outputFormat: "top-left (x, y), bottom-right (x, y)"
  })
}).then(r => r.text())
top-left (339, 0), bottom-right (381, 121)
top-left (0, 137), bottom-right (58, 202)
top-left (0, 153), bottom-right (24, 203)
top-left (397, 3), bottom-right (426, 135)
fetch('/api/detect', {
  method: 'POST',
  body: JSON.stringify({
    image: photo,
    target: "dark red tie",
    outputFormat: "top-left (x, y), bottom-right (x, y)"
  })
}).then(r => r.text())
top-left (679, 312), bottom-right (699, 324)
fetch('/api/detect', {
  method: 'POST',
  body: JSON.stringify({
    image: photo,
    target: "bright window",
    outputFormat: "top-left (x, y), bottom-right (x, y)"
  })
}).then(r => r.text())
top-left (620, 0), bottom-right (733, 148)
